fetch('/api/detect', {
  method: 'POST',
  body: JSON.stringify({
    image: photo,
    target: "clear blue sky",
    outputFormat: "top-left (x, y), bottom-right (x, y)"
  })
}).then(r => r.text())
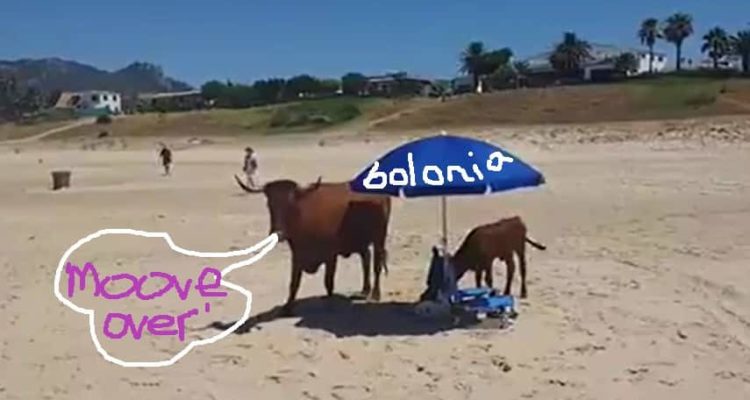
top-left (2, 0), bottom-right (748, 86)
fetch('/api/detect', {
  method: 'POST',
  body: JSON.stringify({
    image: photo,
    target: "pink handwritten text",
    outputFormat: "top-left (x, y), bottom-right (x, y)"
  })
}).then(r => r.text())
top-left (65, 262), bottom-right (227, 341)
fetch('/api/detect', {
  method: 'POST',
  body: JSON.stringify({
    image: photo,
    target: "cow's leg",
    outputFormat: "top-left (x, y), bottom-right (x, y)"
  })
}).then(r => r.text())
top-left (503, 257), bottom-right (516, 297)
top-left (474, 268), bottom-right (483, 288)
top-left (324, 257), bottom-right (338, 297)
top-left (282, 263), bottom-right (303, 316)
top-left (371, 247), bottom-right (385, 301)
top-left (518, 248), bottom-right (528, 299)
top-left (359, 248), bottom-right (372, 297)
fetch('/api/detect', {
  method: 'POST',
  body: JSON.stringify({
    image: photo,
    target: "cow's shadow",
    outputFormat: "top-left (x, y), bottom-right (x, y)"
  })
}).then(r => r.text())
top-left (208, 294), bottom-right (463, 337)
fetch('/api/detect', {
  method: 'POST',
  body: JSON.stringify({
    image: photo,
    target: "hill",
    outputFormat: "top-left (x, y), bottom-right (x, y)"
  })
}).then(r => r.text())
top-left (371, 77), bottom-right (750, 131)
top-left (41, 97), bottom-right (403, 140)
top-left (0, 58), bottom-right (191, 95)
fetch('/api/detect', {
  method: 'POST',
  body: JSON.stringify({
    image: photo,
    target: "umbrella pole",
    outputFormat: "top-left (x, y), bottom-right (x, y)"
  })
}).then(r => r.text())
top-left (439, 130), bottom-right (451, 274)
top-left (441, 195), bottom-right (449, 267)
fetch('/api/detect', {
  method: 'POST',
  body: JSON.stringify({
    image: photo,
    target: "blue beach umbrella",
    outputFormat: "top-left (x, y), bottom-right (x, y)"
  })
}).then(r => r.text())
top-left (350, 132), bottom-right (545, 268)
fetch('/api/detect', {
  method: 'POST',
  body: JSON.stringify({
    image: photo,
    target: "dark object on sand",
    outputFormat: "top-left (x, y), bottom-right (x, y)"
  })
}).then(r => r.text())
top-left (51, 170), bottom-right (71, 190)
top-left (98, 131), bottom-right (110, 138)
top-left (419, 246), bottom-right (457, 303)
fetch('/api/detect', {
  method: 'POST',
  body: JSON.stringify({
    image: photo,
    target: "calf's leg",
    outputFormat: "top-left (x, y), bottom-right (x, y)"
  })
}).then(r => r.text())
top-left (483, 260), bottom-right (494, 289)
top-left (503, 257), bottom-right (516, 297)
top-left (518, 249), bottom-right (528, 299)
top-left (475, 269), bottom-right (483, 288)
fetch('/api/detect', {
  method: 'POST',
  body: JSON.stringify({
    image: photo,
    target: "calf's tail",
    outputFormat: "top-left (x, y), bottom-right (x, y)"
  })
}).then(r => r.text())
top-left (525, 237), bottom-right (547, 251)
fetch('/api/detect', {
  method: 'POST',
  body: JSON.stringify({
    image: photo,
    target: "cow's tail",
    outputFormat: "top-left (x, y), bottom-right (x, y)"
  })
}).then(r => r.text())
top-left (373, 246), bottom-right (388, 276)
top-left (525, 237), bottom-right (546, 251)
top-left (382, 248), bottom-right (389, 276)
top-left (375, 247), bottom-right (388, 276)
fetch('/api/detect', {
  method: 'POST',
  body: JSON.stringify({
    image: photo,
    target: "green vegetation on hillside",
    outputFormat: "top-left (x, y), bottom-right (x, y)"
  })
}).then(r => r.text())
top-left (39, 97), bottom-right (392, 140)
top-left (627, 76), bottom-right (725, 112)
top-left (205, 97), bottom-right (376, 133)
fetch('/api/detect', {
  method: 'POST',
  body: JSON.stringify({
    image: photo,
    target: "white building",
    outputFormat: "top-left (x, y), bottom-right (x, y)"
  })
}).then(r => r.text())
top-left (55, 90), bottom-right (122, 116)
top-left (523, 43), bottom-right (668, 81)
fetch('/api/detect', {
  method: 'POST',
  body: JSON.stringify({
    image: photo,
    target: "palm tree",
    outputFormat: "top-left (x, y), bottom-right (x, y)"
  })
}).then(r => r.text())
top-left (549, 32), bottom-right (592, 78)
top-left (460, 41), bottom-right (487, 93)
top-left (733, 30), bottom-right (750, 73)
top-left (639, 18), bottom-right (662, 73)
top-left (663, 13), bottom-right (694, 71)
top-left (460, 43), bottom-right (514, 93)
top-left (702, 27), bottom-right (732, 69)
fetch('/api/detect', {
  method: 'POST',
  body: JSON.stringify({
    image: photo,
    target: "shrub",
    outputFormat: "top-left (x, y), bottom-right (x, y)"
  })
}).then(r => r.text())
top-left (96, 115), bottom-right (112, 124)
top-left (268, 100), bottom-right (361, 129)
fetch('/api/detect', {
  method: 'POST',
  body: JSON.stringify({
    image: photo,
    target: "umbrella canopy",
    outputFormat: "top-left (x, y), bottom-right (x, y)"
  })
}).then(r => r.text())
top-left (350, 134), bottom-right (545, 197)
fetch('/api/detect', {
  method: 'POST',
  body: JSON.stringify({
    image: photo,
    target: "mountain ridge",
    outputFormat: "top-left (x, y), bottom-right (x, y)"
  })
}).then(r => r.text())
top-left (0, 57), bottom-right (192, 95)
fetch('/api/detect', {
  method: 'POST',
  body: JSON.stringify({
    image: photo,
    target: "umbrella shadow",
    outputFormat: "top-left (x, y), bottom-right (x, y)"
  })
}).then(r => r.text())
top-left (209, 294), bottom-right (462, 337)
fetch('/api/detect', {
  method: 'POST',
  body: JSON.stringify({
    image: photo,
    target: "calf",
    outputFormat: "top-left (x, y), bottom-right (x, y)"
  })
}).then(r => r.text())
top-left (451, 216), bottom-right (546, 298)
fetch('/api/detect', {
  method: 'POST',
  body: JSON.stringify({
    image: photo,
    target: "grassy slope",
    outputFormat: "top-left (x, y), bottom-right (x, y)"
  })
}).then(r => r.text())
top-left (42, 97), bottom-right (398, 140)
top-left (6, 76), bottom-right (750, 141)
top-left (372, 77), bottom-right (750, 131)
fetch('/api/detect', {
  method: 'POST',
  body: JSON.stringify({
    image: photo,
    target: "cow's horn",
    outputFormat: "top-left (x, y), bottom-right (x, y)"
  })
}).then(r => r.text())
top-left (234, 175), bottom-right (262, 193)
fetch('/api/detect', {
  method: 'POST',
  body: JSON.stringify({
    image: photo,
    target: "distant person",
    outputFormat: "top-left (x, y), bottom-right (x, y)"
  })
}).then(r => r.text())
top-left (158, 143), bottom-right (172, 176)
top-left (243, 147), bottom-right (259, 188)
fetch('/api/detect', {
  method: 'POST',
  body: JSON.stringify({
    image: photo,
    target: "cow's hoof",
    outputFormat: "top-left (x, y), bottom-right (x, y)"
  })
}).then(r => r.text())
top-left (369, 292), bottom-right (381, 302)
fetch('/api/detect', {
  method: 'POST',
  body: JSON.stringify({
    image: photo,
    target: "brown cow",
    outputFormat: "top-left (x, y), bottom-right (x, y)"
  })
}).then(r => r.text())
top-left (451, 216), bottom-right (546, 298)
top-left (234, 175), bottom-right (391, 315)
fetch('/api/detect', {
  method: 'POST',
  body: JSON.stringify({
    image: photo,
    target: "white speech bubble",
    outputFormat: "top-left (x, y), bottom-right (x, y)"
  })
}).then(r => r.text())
top-left (53, 228), bottom-right (278, 368)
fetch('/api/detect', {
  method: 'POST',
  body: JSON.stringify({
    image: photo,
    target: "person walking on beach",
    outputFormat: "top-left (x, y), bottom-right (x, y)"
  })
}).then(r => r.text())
top-left (243, 146), bottom-right (259, 188)
top-left (158, 143), bottom-right (173, 176)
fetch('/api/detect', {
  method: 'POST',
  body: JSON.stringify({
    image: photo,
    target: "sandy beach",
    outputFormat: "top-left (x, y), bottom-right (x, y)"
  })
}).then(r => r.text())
top-left (2, 120), bottom-right (750, 399)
